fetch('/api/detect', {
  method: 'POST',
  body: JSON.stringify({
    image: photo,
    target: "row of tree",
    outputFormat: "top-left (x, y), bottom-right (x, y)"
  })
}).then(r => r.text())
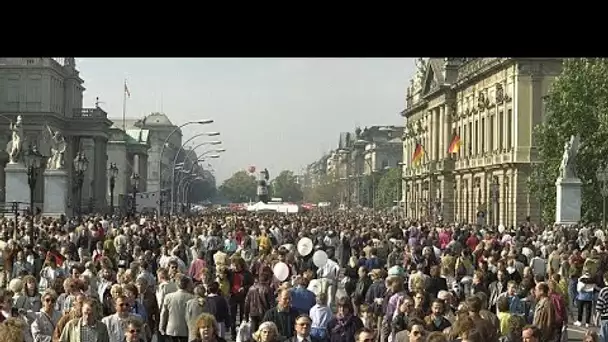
top-left (218, 167), bottom-right (402, 209)
top-left (218, 170), bottom-right (304, 203)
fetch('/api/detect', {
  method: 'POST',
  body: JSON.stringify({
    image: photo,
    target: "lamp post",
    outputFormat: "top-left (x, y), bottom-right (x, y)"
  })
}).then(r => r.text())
top-left (23, 145), bottom-right (44, 215)
top-left (169, 133), bottom-right (221, 214)
top-left (171, 153), bottom-right (220, 213)
top-left (157, 119), bottom-right (214, 214)
top-left (131, 173), bottom-right (140, 215)
top-left (108, 163), bottom-right (118, 214)
top-left (596, 166), bottom-right (608, 230)
top-left (73, 152), bottom-right (89, 217)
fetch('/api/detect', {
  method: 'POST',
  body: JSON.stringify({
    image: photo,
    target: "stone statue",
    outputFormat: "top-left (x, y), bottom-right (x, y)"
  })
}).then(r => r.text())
top-left (46, 124), bottom-right (66, 170)
top-left (7, 116), bottom-right (23, 164)
top-left (559, 135), bottom-right (580, 179)
top-left (413, 58), bottom-right (427, 90)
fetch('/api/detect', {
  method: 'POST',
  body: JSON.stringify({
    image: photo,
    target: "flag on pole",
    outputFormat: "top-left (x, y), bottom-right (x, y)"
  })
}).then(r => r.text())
top-left (448, 134), bottom-right (462, 154)
top-left (124, 82), bottom-right (131, 98)
top-left (412, 142), bottom-right (425, 165)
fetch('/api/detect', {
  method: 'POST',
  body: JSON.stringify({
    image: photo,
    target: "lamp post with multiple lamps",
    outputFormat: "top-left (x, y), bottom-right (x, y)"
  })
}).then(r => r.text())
top-left (169, 132), bottom-right (221, 213)
top-left (173, 155), bottom-right (220, 212)
top-left (23, 145), bottom-right (44, 215)
top-left (73, 152), bottom-right (89, 217)
top-left (130, 173), bottom-right (140, 215)
top-left (157, 120), bottom-right (214, 214)
top-left (108, 163), bottom-right (118, 214)
top-left (596, 166), bottom-right (608, 230)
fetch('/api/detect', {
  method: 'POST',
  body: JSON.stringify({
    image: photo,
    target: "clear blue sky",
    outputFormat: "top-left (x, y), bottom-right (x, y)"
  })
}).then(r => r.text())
top-left (77, 58), bottom-right (415, 182)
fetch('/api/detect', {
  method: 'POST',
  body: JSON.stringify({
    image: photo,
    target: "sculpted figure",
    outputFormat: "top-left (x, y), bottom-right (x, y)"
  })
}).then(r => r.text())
top-left (8, 116), bottom-right (23, 164)
top-left (559, 135), bottom-right (580, 179)
top-left (46, 125), bottom-right (67, 169)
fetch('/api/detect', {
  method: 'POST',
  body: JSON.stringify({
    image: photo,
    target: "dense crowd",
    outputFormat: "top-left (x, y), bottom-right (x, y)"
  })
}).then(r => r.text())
top-left (0, 212), bottom-right (605, 342)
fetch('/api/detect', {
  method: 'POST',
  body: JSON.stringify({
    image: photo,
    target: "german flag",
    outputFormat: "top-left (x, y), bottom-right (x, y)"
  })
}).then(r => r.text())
top-left (412, 142), bottom-right (425, 165)
top-left (448, 134), bottom-right (461, 154)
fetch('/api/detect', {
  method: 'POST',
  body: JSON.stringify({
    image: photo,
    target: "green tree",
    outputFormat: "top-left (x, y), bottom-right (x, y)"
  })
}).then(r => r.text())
top-left (304, 174), bottom-right (341, 204)
top-left (374, 168), bottom-right (401, 209)
top-left (218, 171), bottom-right (257, 202)
top-left (358, 175), bottom-right (374, 207)
top-left (532, 58), bottom-right (608, 223)
top-left (271, 170), bottom-right (303, 202)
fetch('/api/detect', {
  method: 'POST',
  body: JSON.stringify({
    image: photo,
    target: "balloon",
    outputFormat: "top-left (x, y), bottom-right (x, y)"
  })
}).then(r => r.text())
top-left (247, 165), bottom-right (256, 174)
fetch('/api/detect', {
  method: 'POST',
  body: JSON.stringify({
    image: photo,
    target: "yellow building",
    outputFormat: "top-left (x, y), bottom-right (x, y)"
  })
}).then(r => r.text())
top-left (401, 58), bottom-right (563, 227)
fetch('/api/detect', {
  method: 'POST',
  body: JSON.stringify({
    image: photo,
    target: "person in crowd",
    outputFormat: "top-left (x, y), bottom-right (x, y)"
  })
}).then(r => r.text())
top-left (159, 275), bottom-right (194, 342)
top-left (59, 298), bottom-right (109, 342)
top-left (31, 290), bottom-right (61, 342)
top-left (191, 313), bottom-right (227, 342)
top-left (263, 289), bottom-right (299, 340)
top-left (326, 297), bottom-right (363, 342)
top-left (253, 321), bottom-right (280, 342)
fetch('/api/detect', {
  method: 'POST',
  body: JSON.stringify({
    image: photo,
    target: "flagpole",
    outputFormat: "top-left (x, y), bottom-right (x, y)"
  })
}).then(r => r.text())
top-left (122, 79), bottom-right (127, 131)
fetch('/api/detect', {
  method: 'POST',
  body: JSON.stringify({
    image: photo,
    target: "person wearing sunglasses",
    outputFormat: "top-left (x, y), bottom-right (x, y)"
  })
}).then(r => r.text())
top-left (102, 295), bottom-right (145, 342)
top-left (407, 323), bottom-right (426, 342)
top-left (31, 290), bottom-right (61, 342)
top-left (124, 317), bottom-right (146, 342)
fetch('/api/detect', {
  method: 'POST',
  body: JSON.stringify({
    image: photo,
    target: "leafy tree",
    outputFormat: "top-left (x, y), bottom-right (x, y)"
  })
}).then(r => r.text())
top-left (374, 167), bottom-right (401, 209)
top-left (303, 174), bottom-right (341, 204)
top-left (218, 171), bottom-right (257, 202)
top-left (271, 170), bottom-right (303, 202)
top-left (189, 178), bottom-right (217, 202)
top-left (532, 58), bottom-right (608, 223)
top-left (358, 175), bottom-right (374, 207)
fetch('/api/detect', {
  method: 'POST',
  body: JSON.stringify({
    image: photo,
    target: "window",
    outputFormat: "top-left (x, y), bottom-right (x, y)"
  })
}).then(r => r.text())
top-left (481, 118), bottom-right (485, 154)
top-left (474, 120), bottom-right (479, 155)
top-left (381, 160), bottom-right (389, 169)
top-left (506, 109), bottom-right (512, 149)
top-left (489, 116), bottom-right (494, 152)
top-left (498, 110), bottom-right (504, 151)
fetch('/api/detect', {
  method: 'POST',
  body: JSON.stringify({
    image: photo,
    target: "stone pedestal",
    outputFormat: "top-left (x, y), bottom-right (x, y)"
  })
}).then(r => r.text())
top-left (43, 169), bottom-right (68, 217)
top-left (555, 177), bottom-right (582, 225)
top-left (5, 163), bottom-right (30, 206)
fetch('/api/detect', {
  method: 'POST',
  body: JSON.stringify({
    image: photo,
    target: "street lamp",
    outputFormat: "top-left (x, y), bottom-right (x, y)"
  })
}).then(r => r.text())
top-left (108, 163), bottom-right (119, 214)
top-left (23, 145), bottom-right (44, 214)
top-left (73, 152), bottom-right (89, 217)
top-left (596, 166), bottom-right (608, 230)
top-left (171, 154), bottom-right (220, 212)
top-left (130, 173), bottom-right (140, 215)
top-left (157, 119), bottom-right (214, 214)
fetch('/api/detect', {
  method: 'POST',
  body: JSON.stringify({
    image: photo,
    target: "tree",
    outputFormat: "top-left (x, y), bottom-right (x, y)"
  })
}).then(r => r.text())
top-left (375, 167), bottom-right (401, 209)
top-left (271, 170), bottom-right (303, 202)
top-left (358, 175), bottom-right (374, 207)
top-left (532, 58), bottom-right (608, 223)
top-left (218, 171), bottom-right (257, 202)
top-left (303, 174), bottom-right (341, 204)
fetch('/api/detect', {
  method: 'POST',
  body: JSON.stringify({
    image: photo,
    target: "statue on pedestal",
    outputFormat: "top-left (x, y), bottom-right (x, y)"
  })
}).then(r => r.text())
top-left (45, 125), bottom-right (66, 170)
top-left (559, 134), bottom-right (580, 179)
top-left (7, 116), bottom-right (23, 164)
top-left (413, 58), bottom-right (427, 91)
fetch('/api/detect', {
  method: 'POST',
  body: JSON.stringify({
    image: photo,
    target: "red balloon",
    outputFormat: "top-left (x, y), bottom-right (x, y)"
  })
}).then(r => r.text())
top-left (247, 165), bottom-right (256, 173)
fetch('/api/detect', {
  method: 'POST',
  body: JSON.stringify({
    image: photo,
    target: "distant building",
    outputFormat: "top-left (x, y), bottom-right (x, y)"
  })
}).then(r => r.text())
top-left (106, 125), bottom-right (150, 212)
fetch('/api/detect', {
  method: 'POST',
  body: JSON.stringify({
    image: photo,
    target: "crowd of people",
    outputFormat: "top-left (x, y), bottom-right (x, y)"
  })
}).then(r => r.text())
top-left (0, 212), bottom-right (605, 342)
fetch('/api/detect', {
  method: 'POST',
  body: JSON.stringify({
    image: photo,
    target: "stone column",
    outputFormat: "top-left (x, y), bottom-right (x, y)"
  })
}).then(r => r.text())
top-left (441, 176), bottom-right (454, 223)
top-left (513, 168), bottom-right (529, 224)
top-left (93, 137), bottom-right (108, 211)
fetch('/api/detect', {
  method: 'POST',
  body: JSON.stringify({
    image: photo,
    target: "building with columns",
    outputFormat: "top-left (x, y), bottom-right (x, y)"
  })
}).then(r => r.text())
top-left (0, 57), bottom-right (112, 214)
top-left (401, 58), bottom-right (563, 226)
top-left (106, 125), bottom-right (150, 212)
top-left (112, 113), bottom-right (182, 212)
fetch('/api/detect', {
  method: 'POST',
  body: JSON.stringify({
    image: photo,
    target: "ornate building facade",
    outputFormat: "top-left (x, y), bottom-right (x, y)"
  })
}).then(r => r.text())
top-left (401, 58), bottom-right (563, 226)
top-left (0, 57), bottom-right (112, 214)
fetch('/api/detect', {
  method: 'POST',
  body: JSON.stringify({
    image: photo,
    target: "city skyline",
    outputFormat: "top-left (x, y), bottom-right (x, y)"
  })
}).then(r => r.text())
top-left (78, 58), bottom-right (415, 182)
